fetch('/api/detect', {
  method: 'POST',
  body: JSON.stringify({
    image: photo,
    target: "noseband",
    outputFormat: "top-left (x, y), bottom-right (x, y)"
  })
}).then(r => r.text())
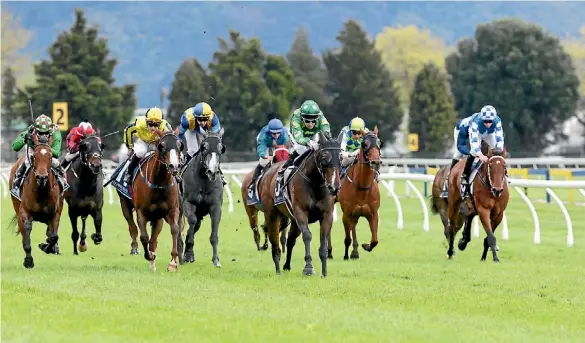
top-left (359, 133), bottom-right (382, 171)
top-left (477, 155), bottom-right (507, 197)
top-left (79, 136), bottom-right (103, 175)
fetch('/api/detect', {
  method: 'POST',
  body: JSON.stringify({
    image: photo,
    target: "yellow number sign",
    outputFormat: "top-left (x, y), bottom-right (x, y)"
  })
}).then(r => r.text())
top-left (52, 102), bottom-right (68, 131)
top-left (407, 133), bottom-right (419, 152)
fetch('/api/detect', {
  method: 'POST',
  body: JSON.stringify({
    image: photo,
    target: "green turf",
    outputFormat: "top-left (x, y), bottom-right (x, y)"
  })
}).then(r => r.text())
top-left (2, 181), bottom-right (584, 343)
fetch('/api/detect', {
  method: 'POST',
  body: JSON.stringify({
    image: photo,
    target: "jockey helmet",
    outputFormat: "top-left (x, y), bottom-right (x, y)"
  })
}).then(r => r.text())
top-left (480, 105), bottom-right (497, 121)
top-left (193, 102), bottom-right (214, 119)
top-left (349, 117), bottom-right (366, 132)
top-left (268, 119), bottom-right (284, 133)
top-left (300, 100), bottom-right (322, 119)
top-left (35, 114), bottom-right (53, 133)
top-left (78, 119), bottom-right (93, 133)
top-left (145, 107), bottom-right (163, 124)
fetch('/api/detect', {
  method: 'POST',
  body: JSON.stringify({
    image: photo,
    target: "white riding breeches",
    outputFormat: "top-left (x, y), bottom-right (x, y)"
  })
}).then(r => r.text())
top-left (64, 151), bottom-right (80, 162)
top-left (259, 158), bottom-right (270, 168)
top-left (184, 130), bottom-right (200, 155)
top-left (133, 138), bottom-right (153, 158)
top-left (341, 152), bottom-right (356, 168)
top-left (470, 133), bottom-right (497, 157)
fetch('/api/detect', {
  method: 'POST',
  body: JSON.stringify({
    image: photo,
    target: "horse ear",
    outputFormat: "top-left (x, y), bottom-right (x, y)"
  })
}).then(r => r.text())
top-left (218, 127), bottom-right (225, 137)
top-left (373, 125), bottom-right (379, 136)
top-left (220, 143), bottom-right (226, 154)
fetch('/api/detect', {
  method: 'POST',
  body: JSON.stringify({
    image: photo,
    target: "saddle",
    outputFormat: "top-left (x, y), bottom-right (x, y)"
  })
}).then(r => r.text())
top-left (108, 152), bottom-right (154, 200)
top-left (441, 160), bottom-right (482, 199)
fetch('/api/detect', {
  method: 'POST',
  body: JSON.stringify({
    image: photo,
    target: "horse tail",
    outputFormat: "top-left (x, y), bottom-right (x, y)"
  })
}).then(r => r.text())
top-left (429, 195), bottom-right (440, 215)
top-left (8, 215), bottom-right (20, 235)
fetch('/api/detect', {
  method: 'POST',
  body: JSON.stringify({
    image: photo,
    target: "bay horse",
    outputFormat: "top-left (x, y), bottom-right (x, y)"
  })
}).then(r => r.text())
top-left (177, 130), bottom-right (226, 267)
top-left (240, 145), bottom-right (290, 251)
top-left (9, 133), bottom-right (65, 268)
top-left (260, 132), bottom-right (342, 277)
top-left (444, 146), bottom-right (509, 262)
top-left (63, 134), bottom-right (105, 254)
top-left (118, 131), bottom-right (182, 272)
top-left (335, 127), bottom-right (383, 260)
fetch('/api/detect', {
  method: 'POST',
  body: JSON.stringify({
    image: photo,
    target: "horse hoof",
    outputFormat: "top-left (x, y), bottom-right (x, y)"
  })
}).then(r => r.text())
top-left (261, 243), bottom-right (269, 250)
top-left (350, 251), bottom-right (360, 260)
top-left (480, 257), bottom-right (486, 262)
top-left (213, 261), bottom-right (222, 268)
top-left (343, 256), bottom-right (349, 261)
top-left (283, 264), bottom-right (291, 271)
top-left (493, 258), bottom-right (500, 263)
top-left (327, 255), bottom-right (333, 260)
top-left (23, 257), bottom-right (34, 269)
top-left (91, 233), bottom-right (103, 245)
top-left (302, 267), bottom-right (315, 276)
top-left (149, 260), bottom-right (156, 272)
top-left (361, 243), bottom-right (372, 252)
top-left (78, 243), bottom-right (88, 253)
top-left (321, 274), bottom-right (327, 278)
top-left (184, 255), bottom-right (195, 263)
top-left (130, 248), bottom-right (140, 255)
top-left (457, 239), bottom-right (468, 251)
top-left (167, 263), bottom-right (178, 272)
top-left (496, 245), bottom-right (500, 252)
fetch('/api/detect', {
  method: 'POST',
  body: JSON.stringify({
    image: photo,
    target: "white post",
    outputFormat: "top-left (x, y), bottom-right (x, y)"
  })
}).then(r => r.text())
top-left (513, 186), bottom-right (540, 244)
top-left (405, 180), bottom-right (429, 232)
top-left (546, 188), bottom-right (574, 247)
top-left (387, 187), bottom-right (404, 230)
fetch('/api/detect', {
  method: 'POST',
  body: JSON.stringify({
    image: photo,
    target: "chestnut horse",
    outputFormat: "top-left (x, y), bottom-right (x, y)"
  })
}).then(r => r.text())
top-left (444, 147), bottom-right (509, 262)
top-left (335, 127), bottom-right (383, 260)
top-left (240, 145), bottom-right (290, 251)
top-left (260, 132), bottom-right (342, 277)
top-left (9, 134), bottom-right (65, 268)
top-left (118, 132), bottom-right (182, 272)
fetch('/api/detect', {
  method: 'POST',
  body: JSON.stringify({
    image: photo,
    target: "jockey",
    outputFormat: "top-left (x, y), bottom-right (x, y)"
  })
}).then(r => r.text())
top-left (249, 118), bottom-right (291, 189)
top-left (61, 119), bottom-right (97, 170)
top-left (278, 100), bottom-right (331, 176)
top-left (123, 107), bottom-right (173, 183)
top-left (177, 102), bottom-right (225, 185)
top-left (11, 114), bottom-right (66, 197)
top-left (449, 105), bottom-right (504, 197)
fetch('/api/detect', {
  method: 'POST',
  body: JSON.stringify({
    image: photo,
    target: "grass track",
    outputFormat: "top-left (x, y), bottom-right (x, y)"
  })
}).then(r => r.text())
top-left (2, 181), bottom-right (584, 342)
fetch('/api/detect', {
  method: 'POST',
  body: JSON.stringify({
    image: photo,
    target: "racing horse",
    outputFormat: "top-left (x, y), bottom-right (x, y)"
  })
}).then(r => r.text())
top-left (118, 131), bottom-right (182, 272)
top-left (9, 133), bottom-right (65, 268)
top-left (443, 145), bottom-right (509, 262)
top-left (335, 127), bottom-right (383, 260)
top-left (62, 134), bottom-right (105, 254)
top-left (177, 130), bottom-right (225, 267)
top-left (260, 132), bottom-right (342, 277)
top-left (240, 145), bottom-right (290, 251)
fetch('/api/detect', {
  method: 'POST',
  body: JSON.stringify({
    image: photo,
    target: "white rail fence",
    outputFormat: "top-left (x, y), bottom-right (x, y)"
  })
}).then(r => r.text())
top-left (2, 158), bottom-right (584, 247)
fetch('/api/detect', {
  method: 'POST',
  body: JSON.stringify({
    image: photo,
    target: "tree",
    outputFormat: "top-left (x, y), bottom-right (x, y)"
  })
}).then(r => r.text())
top-left (14, 9), bottom-right (136, 148)
top-left (167, 58), bottom-right (209, 125)
top-left (286, 27), bottom-right (329, 108)
top-left (323, 20), bottom-right (402, 143)
top-left (446, 18), bottom-right (580, 154)
top-left (2, 67), bottom-right (17, 129)
top-left (563, 25), bottom-right (585, 108)
top-left (408, 63), bottom-right (457, 155)
top-left (207, 30), bottom-right (301, 149)
top-left (1, 10), bottom-right (34, 86)
top-left (375, 25), bottom-right (448, 108)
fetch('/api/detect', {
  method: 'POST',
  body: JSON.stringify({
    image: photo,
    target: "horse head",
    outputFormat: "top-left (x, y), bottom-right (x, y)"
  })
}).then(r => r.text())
top-left (311, 132), bottom-right (342, 196)
top-left (486, 148), bottom-right (507, 198)
top-left (273, 145), bottom-right (290, 163)
top-left (155, 132), bottom-right (182, 177)
top-left (359, 125), bottom-right (383, 173)
top-left (31, 134), bottom-right (54, 189)
top-left (198, 128), bottom-right (226, 181)
top-left (79, 134), bottom-right (105, 174)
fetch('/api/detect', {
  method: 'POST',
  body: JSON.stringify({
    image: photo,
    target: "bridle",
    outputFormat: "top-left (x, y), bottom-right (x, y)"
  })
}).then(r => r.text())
top-left (345, 133), bottom-right (382, 191)
top-left (477, 155), bottom-right (507, 197)
top-left (79, 135), bottom-right (103, 175)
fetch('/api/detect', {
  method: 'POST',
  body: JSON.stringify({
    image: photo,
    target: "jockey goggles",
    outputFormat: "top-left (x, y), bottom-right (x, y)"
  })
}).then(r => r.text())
top-left (351, 130), bottom-right (362, 136)
top-left (302, 118), bottom-right (317, 124)
top-left (196, 116), bottom-right (209, 122)
top-left (483, 120), bottom-right (493, 125)
top-left (147, 121), bottom-right (158, 127)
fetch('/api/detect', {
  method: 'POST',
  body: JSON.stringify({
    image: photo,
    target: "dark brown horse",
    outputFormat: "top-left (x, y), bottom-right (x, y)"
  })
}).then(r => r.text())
top-left (9, 134), bottom-right (65, 268)
top-left (118, 132), bottom-right (183, 272)
top-left (444, 147), bottom-right (509, 262)
top-left (260, 132), bottom-right (342, 277)
top-left (335, 127), bottom-right (383, 260)
top-left (241, 145), bottom-right (290, 251)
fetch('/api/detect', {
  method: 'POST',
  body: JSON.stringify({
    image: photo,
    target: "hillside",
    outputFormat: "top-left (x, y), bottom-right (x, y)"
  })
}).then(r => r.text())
top-left (4, 1), bottom-right (585, 107)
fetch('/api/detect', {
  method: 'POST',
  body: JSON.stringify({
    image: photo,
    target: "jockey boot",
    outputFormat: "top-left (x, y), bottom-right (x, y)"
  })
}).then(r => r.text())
top-left (249, 164), bottom-right (263, 191)
top-left (278, 150), bottom-right (299, 177)
top-left (460, 157), bottom-right (474, 196)
top-left (11, 162), bottom-right (28, 196)
top-left (125, 154), bottom-right (140, 184)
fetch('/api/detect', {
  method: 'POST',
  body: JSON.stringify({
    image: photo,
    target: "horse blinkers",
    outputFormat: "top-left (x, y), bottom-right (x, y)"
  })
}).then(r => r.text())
top-left (156, 134), bottom-right (181, 176)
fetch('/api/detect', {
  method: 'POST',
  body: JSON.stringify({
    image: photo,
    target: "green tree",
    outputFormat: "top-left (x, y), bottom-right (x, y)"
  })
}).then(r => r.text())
top-left (208, 30), bottom-right (301, 149)
top-left (1, 67), bottom-right (17, 130)
top-left (14, 9), bottom-right (136, 149)
top-left (562, 25), bottom-right (585, 109)
top-left (408, 63), bottom-right (457, 155)
top-left (323, 20), bottom-right (402, 143)
top-left (446, 18), bottom-right (580, 154)
top-left (286, 27), bottom-right (329, 109)
top-left (167, 57), bottom-right (209, 125)
top-left (375, 25), bottom-right (448, 108)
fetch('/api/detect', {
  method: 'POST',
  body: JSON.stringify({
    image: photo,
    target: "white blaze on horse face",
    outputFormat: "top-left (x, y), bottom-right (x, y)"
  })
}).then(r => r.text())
top-left (169, 149), bottom-right (179, 168)
top-left (208, 152), bottom-right (219, 173)
top-left (331, 169), bottom-right (337, 185)
top-left (40, 148), bottom-right (47, 156)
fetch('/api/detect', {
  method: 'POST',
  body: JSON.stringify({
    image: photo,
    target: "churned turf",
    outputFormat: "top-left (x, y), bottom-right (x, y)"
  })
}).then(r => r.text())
top-left (1, 181), bottom-right (584, 343)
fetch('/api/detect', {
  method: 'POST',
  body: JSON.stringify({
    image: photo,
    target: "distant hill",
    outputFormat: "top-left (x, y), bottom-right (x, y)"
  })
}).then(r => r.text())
top-left (5, 1), bottom-right (584, 107)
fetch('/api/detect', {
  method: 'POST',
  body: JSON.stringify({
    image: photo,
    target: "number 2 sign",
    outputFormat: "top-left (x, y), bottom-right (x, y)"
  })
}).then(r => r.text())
top-left (52, 102), bottom-right (69, 131)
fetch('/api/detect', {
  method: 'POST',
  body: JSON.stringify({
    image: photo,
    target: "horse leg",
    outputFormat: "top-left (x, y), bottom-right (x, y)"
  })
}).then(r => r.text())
top-left (39, 212), bottom-right (60, 255)
top-left (147, 219), bottom-right (164, 272)
top-left (279, 219), bottom-right (288, 254)
top-left (478, 208), bottom-right (499, 262)
top-left (266, 214), bottom-right (282, 274)
top-left (342, 213), bottom-right (352, 260)
top-left (318, 211), bottom-right (334, 278)
top-left (262, 224), bottom-right (269, 251)
top-left (165, 210), bottom-right (180, 272)
top-left (70, 212), bottom-right (80, 255)
top-left (283, 221), bottom-right (301, 271)
top-left (327, 231), bottom-right (333, 260)
top-left (209, 203), bottom-right (222, 267)
top-left (20, 213), bottom-right (34, 268)
top-left (136, 210), bottom-right (152, 264)
top-left (246, 205), bottom-right (262, 251)
top-left (362, 210), bottom-right (379, 252)
top-left (79, 216), bottom-right (88, 252)
top-left (294, 212), bottom-right (315, 276)
top-left (458, 214), bottom-right (475, 251)
top-left (90, 209), bottom-right (103, 245)
top-left (351, 222), bottom-right (359, 259)
top-left (121, 198), bottom-right (139, 255)
top-left (182, 201), bottom-right (199, 263)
